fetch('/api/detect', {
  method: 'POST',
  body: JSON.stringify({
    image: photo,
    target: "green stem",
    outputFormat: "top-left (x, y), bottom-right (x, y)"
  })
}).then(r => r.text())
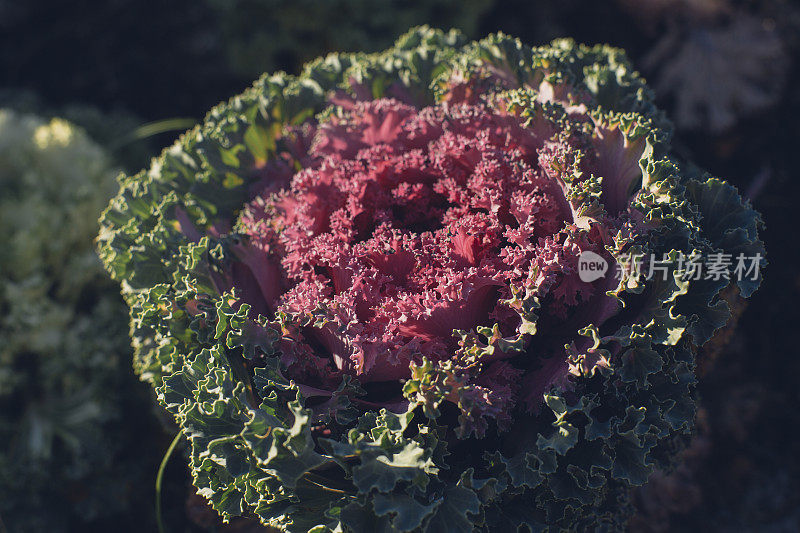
top-left (301, 471), bottom-right (357, 498)
top-left (156, 430), bottom-right (184, 533)
top-left (130, 118), bottom-right (198, 140)
top-left (109, 117), bottom-right (197, 150)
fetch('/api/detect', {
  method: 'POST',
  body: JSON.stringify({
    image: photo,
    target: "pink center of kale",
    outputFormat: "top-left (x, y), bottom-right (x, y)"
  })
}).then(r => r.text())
top-left (238, 98), bottom-right (607, 390)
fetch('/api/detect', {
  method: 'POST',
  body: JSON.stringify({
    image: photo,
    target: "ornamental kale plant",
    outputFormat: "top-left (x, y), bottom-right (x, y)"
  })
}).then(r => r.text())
top-left (98, 28), bottom-right (765, 531)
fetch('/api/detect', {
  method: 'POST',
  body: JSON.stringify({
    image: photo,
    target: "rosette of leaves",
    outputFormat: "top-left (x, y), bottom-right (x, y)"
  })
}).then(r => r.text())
top-left (98, 28), bottom-right (765, 531)
top-left (0, 110), bottom-right (157, 531)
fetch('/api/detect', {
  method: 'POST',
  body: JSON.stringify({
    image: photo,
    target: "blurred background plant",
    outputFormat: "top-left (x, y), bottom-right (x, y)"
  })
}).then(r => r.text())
top-left (0, 110), bottom-right (165, 532)
top-left (1, 0), bottom-right (798, 530)
top-left (207, 0), bottom-right (492, 77)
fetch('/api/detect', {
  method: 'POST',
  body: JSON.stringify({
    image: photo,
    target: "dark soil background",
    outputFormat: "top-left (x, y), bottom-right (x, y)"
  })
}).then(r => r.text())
top-left (2, 0), bottom-right (798, 531)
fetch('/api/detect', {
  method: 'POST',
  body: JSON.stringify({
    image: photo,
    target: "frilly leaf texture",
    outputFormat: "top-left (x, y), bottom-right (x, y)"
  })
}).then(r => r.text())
top-left (97, 26), bottom-right (765, 531)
